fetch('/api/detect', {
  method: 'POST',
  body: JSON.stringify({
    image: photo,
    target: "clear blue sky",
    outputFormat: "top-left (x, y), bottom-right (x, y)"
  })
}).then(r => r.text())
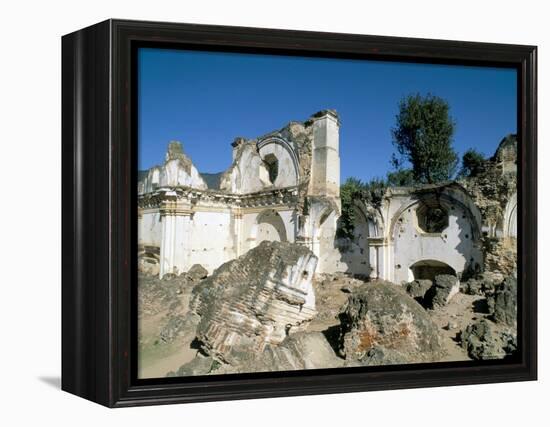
top-left (138, 47), bottom-right (517, 182)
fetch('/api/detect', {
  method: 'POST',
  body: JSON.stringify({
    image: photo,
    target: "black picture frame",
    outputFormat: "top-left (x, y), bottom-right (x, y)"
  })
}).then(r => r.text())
top-left (61, 19), bottom-right (537, 407)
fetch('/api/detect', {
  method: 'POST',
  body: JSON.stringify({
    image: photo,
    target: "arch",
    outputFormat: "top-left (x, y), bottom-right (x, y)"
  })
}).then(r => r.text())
top-left (408, 259), bottom-right (456, 282)
top-left (257, 136), bottom-right (300, 187)
top-left (254, 209), bottom-right (288, 244)
top-left (332, 203), bottom-right (372, 276)
top-left (503, 192), bottom-right (517, 237)
top-left (353, 200), bottom-right (383, 237)
top-left (308, 198), bottom-right (338, 241)
top-left (389, 185), bottom-right (482, 242)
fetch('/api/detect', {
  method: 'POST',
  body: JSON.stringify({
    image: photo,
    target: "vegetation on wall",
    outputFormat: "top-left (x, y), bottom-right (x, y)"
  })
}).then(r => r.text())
top-left (386, 168), bottom-right (416, 187)
top-left (459, 148), bottom-right (486, 178)
top-left (338, 177), bottom-right (385, 239)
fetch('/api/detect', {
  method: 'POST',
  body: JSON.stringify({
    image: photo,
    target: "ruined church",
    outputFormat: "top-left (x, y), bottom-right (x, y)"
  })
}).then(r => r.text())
top-left (138, 110), bottom-right (517, 283)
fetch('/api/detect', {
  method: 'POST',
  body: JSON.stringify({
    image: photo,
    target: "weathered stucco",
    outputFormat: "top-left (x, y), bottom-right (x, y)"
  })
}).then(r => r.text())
top-left (138, 141), bottom-right (208, 194)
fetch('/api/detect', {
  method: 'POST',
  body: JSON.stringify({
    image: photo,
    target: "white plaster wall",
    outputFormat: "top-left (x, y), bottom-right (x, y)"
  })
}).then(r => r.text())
top-left (240, 209), bottom-right (296, 252)
top-left (391, 203), bottom-right (482, 283)
top-left (258, 142), bottom-right (298, 188)
top-left (139, 167), bottom-right (161, 194)
top-left (316, 211), bottom-right (345, 274)
top-left (257, 212), bottom-right (287, 243)
top-left (316, 209), bottom-right (372, 275)
top-left (241, 212), bottom-right (260, 253)
top-left (224, 141), bottom-right (299, 194)
top-left (160, 159), bottom-right (208, 189)
top-left (225, 144), bottom-right (267, 194)
top-left (337, 208), bottom-right (371, 276)
top-left (139, 157), bottom-right (208, 194)
top-left (277, 209), bottom-right (297, 242)
top-left (138, 211), bottom-right (162, 247)
top-left (188, 210), bottom-right (234, 273)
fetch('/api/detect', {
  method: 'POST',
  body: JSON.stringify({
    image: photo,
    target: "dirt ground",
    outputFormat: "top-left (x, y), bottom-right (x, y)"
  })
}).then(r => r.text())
top-left (137, 274), bottom-right (198, 379)
top-left (138, 272), bottom-right (495, 377)
top-left (138, 312), bottom-right (198, 378)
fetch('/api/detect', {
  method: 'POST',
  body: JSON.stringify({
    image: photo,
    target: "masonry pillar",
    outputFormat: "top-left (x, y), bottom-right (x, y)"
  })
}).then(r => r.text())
top-left (296, 213), bottom-right (314, 252)
top-left (380, 242), bottom-right (392, 282)
top-left (310, 110), bottom-right (340, 200)
top-left (159, 193), bottom-right (192, 278)
top-left (367, 237), bottom-right (385, 279)
top-left (233, 208), bottom-right (243, 257)
top-left (137, 207), bottom-right (144, 247)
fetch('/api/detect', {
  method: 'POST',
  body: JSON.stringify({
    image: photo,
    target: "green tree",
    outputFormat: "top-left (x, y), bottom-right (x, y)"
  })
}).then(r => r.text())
top-left (459, 148), bottom-right (486, 178)
top-left (391, 93), bottom-right (458, 184)
top-left (386, 168), bottom-right (416, 186)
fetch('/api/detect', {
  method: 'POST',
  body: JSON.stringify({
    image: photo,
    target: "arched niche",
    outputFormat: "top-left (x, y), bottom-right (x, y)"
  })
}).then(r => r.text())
top-left (503, 192), bottom-right (517, 238)
top-left (257, 137), bottom-right (299, 188)
top-left (389, 186), bottom-right (482, 243)
top-left (254, 209), bottom-right (288, 244)
top-left (354, 200), bottom-right (383, 238)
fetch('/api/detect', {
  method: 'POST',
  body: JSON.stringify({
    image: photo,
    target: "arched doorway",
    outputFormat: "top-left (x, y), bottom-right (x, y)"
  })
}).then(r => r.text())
top-left (256, 209), bottom-right (287, 244)
top-left (409, 259), bottom-right (456, 282)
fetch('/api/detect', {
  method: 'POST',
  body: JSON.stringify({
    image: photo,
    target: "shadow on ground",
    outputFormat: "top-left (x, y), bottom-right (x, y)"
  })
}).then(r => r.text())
top-left (38, 376), bottom-right (61, 389)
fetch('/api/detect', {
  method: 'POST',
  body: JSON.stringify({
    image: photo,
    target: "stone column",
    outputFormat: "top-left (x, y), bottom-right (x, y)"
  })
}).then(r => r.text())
top-left (310, 110), bottom-right (340, 199)
top-left (367, 237), bottom-right (386, 280)
top-left (233, 208), bottom-right (243, 257)
top-left (173, 212), bottom-right (191, 275)
top-left (159, 211), bottom-right (174, 278)
top-left (137, 208), bottom-right (144, 247)
top-left (159, 193), bottom-right (192, 278)
top-left (380, 242), bottom-right (392, 282)
top-left (296, 214), bottom-right (314, 252)
top-left (369, 243), bottom-right (378, 280)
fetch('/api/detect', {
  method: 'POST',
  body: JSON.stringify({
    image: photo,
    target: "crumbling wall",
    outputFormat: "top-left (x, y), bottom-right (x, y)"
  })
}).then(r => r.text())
top-left (219, 116), bottom-right (316, 198)
top-left (482, 237), bottom-right (517, 276)
top-left (459, 135), bottom-right (517, 275)
top-left (139, 141), bottom-right (208, 193)
top-left (219, 139), bottom-right (269, 193)
top-left (460, 136), bottom-right (517, 238)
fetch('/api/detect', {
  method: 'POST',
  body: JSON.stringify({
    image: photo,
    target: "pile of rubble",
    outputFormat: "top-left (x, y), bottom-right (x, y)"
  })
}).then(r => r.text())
top-left (402, 271), bottom-right (518, 361)
top-left (189, 241), bottom-right (319, 364)
top-left (459, 275), bottom-right (517, 360)
top-left (339, 282), bottom-right (444, 365)
top-left (139, 241), bottom-right (518, 377)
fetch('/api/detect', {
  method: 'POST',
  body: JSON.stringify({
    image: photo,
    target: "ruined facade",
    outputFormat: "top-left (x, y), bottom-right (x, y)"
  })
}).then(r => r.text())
top-left (138, 111), bottom-right (517, 284)
top-left (138, 110), bottom-right (341, 277)
top-left (337, 134), bottom-right (517, 283)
